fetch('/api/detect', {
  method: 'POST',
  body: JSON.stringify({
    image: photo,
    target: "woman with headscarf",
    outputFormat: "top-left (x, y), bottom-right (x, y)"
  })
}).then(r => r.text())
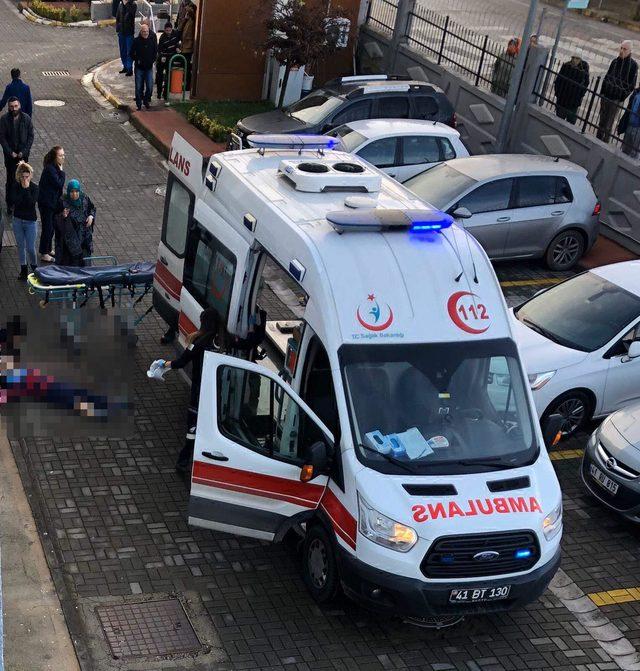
top-left (491, 37), bottom-right (521, 98)
top-left (54, 179), bottom-right (96, 267)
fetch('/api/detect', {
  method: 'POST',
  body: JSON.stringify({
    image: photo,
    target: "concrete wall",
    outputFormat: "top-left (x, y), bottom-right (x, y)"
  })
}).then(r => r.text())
top-left (358, 20), bottom-right (640, 252)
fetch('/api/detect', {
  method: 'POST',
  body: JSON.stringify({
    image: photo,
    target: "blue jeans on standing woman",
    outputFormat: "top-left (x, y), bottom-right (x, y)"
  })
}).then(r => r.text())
top-left (13, 217), bottom-right (38, 267)
top-left (118, 33), bottom-right (133, 73)
top-left (135, 67), bottom-right (153, 109)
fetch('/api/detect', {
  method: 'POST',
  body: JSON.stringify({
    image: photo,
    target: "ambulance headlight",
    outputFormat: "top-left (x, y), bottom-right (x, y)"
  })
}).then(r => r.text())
top-left (357, 493), bottom-right (417, 552)
top-left (528, 371), bottom-right (556, 390)
top-left (542, 501), bottom-right (562, 540)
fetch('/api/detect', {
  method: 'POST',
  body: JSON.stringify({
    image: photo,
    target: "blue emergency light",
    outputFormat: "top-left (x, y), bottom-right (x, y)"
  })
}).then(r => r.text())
top-left (515, 548), bottom-right (532, 559)
top-left (326, 208), bottom-right (453, 234)
top-left (247, 134), bottom-right (338, 150)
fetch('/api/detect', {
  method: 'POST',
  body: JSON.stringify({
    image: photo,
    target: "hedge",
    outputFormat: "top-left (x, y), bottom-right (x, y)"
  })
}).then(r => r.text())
top-left (187, 106), bottom-right (232, 144)
top-left (29, 0), bottom-right (82, 23)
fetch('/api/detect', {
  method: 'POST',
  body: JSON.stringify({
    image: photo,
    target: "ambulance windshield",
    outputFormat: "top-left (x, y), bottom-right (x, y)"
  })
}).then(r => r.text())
top-left (339, 339), bottom-right (537, 474)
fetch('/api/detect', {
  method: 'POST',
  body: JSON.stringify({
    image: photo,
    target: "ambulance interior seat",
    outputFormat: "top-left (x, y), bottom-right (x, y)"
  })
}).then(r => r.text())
top-left (346, 366), bottom-right (395, 438)
top-left (395, 367), bottom-right (442, 434)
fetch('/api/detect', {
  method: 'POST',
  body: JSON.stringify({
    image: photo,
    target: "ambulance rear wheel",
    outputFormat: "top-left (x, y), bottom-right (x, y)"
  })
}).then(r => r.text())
top-left (302, 524), bottom-right (339, 604)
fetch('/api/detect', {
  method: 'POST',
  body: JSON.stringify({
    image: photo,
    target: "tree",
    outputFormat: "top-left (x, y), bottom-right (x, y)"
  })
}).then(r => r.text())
top-left (263, 0), bottom-right (349, 108)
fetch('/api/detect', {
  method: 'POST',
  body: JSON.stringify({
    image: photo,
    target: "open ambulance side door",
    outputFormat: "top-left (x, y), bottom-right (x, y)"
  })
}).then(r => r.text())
top-left (189, 353), bottom-right (334, 541)
top-left (178, 201), bottom-right (253, 343)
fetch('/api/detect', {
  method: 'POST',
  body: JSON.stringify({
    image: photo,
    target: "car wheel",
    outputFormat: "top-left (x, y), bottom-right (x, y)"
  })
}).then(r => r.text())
top-left (302, 524), bottom-right (340, 604)
top-left (545, 230), bottom-right (585, 271)
top-left (543, 391), bottom-right (592, 440)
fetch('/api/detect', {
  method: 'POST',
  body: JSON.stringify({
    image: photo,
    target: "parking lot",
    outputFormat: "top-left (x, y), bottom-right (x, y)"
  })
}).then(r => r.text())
top-left (4, 252), bottom-right (640, 670)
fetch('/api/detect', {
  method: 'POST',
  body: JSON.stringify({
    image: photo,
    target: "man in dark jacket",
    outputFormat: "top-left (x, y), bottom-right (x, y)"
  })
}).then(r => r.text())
top-left (130, 24), bottom-right (158, 110)
top-left (0, 98), bottom-right (34, 213)
top-left (597, 41), bottom-right (638, 142)
top-left (116, 0), bottom-right (137, 76)
top-left (156, 21), bottom-right (180, 99)
top-left (554, 55), bottom-right (589, 125)
top-left (0, 69), bottom-right (33, 118)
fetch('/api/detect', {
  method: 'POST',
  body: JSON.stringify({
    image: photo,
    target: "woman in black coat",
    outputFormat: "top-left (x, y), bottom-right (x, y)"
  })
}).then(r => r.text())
top-left (38, 146), bottom-right (65, 262)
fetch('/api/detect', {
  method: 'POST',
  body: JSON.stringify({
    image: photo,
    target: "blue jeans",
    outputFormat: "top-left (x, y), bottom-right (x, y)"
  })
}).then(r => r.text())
top-left (135, 67), bottom-right (153, 108)
top-left (118, 33), bottom-right (133, 72)
top-left (13, 217), bottom-right (38, 266)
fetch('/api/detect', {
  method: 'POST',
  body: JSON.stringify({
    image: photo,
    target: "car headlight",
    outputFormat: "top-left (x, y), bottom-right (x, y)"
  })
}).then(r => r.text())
top-left (528, 370), bottom-right (556, 390)
top-left (357, 493), bottom-right (417, 553)
top-left (542, 501), bottom-right (562, 540)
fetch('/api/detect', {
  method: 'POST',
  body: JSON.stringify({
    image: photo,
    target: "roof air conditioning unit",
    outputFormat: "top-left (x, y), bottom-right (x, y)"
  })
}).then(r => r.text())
top-left (277, 159), bottom-right (381, 193)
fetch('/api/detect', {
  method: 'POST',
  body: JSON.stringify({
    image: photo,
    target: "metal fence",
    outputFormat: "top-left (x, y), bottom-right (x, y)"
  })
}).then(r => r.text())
top-left (366, 0), bottom-right (398, 36)
top-left (533, 62), bottom-right (632, 152)
top-left (404, 4), bottom-right (514, 93)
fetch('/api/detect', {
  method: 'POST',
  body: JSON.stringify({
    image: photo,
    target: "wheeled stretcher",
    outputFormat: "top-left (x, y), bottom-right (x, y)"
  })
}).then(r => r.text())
top-left (27, 256), bottom-right (156, 326)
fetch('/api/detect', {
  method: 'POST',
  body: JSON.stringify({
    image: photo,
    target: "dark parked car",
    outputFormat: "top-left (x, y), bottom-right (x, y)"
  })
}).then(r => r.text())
top-left (230, 75), bottom-right (456, 149)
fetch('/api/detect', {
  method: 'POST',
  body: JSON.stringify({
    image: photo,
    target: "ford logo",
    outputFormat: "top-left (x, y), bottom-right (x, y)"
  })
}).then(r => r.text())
top-left (606, 457), bottom-right (617, 471)
top-left (473, 550), bottom-right (500, 562)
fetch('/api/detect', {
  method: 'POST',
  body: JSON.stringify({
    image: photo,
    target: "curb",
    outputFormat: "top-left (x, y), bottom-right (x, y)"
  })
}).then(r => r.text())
top-left (92, 68), bottom-right (130, 111)
top-left (21, 6), bottom-right (115, 27)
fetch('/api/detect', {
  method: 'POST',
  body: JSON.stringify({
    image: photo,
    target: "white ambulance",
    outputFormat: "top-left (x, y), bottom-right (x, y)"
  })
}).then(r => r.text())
top-left (159, 137), bottom-right (563, 623)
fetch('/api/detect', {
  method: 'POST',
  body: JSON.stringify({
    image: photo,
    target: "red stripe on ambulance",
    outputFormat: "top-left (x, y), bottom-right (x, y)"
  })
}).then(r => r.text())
top-left (178, 311), bottom-right (198, 336)
top-left (192, 462), bottom-right (324, 508)
top-left (154, 262), bottom-right (182, 300)
top-left (411, 497), bottom-right (542, 523)
top-left (320, 489), bottom-right (357, 550)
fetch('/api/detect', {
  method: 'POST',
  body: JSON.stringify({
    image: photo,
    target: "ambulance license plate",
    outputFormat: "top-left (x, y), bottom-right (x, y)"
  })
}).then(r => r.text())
top-left (590, 464), bottom-right (619, 495)
top-left (449, 585), bottom-right (511, 603)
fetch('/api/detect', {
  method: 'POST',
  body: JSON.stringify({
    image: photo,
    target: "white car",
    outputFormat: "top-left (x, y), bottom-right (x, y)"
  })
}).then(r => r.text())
top-left (327, 119), bottom-right (469, 182)
top-left (510, 261), bottom-right (640, 438)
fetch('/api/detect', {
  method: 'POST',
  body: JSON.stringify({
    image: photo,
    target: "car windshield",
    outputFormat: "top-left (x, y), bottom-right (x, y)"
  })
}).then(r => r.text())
top-left (287, 91), bottom-right (344, 124)
top-left (403, 163), bottom-right (476, 209)
top-left (515, 272), bottom-right (640, 352)
top-left (328, 125), bottom-right (367, 152)
top-left (340, 340), bottom-right (536, 475)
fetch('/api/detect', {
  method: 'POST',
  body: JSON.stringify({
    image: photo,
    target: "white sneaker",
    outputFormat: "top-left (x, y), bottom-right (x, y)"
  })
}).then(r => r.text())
top-left (40, 254), bottom-right (54, 262)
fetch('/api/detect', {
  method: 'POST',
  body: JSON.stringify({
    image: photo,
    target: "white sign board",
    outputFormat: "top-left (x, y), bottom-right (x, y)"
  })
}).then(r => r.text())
top-left (567, 0), bottom-right (589, 8)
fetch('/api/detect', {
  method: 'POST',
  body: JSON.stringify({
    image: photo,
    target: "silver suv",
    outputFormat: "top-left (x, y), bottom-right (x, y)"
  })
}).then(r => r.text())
top-left (404, 155), bottom-right (600, 271)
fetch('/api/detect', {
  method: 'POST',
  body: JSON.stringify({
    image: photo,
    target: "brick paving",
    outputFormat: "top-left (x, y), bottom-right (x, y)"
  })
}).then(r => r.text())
top-left (0, 5), bottom-right (638, 671)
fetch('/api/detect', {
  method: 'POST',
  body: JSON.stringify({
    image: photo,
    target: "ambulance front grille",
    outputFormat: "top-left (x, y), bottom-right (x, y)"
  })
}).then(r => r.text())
top-left (421, 530), bottom-right (540, 579)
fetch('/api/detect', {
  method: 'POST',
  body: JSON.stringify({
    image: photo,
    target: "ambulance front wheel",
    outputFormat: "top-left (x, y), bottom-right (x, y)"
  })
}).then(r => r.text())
top-left (302, 524), bottom-right (340, 604)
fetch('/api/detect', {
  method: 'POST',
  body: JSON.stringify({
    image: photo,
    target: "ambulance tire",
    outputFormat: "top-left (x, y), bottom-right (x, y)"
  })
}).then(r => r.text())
top-left (302, 524), bottom-right (340, 604)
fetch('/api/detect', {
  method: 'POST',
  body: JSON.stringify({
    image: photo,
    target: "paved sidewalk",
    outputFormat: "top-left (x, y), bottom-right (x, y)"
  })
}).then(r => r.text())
top-left (94, 57), bottom-right (224, 157)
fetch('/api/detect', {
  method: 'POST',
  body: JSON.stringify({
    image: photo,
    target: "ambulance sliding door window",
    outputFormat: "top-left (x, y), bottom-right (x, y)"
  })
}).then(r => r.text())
top-left (184, 223), bottom-right (237, 320)
top-left (162, 176), bottom-right (193, 257)
top-left (217, 365), bottom-right (308, 464)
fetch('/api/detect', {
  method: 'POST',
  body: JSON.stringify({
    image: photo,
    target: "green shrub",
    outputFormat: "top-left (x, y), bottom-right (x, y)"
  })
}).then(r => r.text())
top-left (69, 4), bottom-right (80, 22)
top-left (187, 106), bottom-right (232, 143)
top-left (30, 0), bottom-right (69, 21)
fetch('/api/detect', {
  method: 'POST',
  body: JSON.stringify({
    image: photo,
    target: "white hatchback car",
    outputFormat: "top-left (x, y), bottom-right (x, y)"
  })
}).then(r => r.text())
top-left (327, 119), bottom-right (469, 182)
top-left (510, 261), bottom-right (640, 439)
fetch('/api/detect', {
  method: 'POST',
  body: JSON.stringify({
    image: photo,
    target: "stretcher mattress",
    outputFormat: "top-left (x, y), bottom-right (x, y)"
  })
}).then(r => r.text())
top-left (34, 262), bottom-right (156, 288)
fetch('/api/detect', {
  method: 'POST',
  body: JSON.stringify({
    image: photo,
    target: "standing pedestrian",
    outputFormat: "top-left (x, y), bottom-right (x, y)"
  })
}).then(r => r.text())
top-left (618, 87), bottom-right (640, 158)
top-left (180, 3), bottom-right (196, 91)
top-left (175, 0), bottom-right (191, 34)
top-left (157, 308), bottom-right (224, 474)
top-left (597, 41), bottom-right (638, 143)
top-left (38, 146), bottom-right (65, 263)
top-left (130, 23), bottom-right (158, 111)
top-left (116, 0), bottom-right (137, 76)
top-left (11, 161), bottom-right (38, 280)
top-left (54, 179), bottom-right (96, 267)
top-left (491, 37), bottom-right (521, 98)
top-left (156, 21), bottom-right (180, 99)
top-left (0, 98), bottom-right (34, 214)
top-left (554, 55), bottom-right (590, 125)
top-left (0, 69), bottom-right (33, 118)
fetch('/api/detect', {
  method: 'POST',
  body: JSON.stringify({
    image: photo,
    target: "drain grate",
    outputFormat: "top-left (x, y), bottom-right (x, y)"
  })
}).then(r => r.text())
top-left (42, 70), bottom-right (69, 77)
top-left (96, 599), bottom-right (202, 660)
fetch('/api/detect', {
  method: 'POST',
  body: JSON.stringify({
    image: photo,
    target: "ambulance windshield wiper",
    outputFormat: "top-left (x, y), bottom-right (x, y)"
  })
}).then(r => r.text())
top-left (454, 457), bottom-right (515, 470)
top-left (357, 443), bottom-right (418, 474)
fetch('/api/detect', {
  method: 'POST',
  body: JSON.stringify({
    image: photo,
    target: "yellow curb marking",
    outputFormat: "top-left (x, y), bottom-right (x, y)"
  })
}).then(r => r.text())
top-left (589, 587), bottom-right (640, 606)
top-left (549, 448), bottom-right (584, 461)
top-left (499, 277), bottom-right (565, 288)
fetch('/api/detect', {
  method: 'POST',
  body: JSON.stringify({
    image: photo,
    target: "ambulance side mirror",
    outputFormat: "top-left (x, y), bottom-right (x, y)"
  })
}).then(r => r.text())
top-left (300, 440), bottom-right (332, 482)
top-left (542, 413), bottom-right (564, 448)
